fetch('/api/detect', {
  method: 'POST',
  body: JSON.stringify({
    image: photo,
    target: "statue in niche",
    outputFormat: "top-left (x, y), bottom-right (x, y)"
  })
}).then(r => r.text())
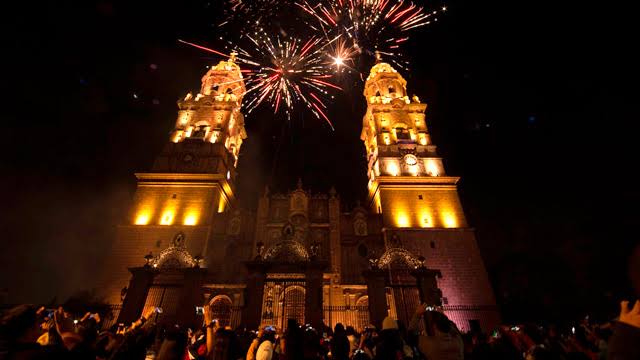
top-left (354, 219), bottom-right (368, 236)
top-left (282, 223), bottom-right (295, 240)
top-left (310, 242), bottom-right (320, 258)
top-left (389, 233), bottom-right (402, 248)
top-left (173, 232), bottom-right (185, 247)
top-left (228, 217), bottom-right (241, 235)
top-left (255, 242), bottom-right (265, 260)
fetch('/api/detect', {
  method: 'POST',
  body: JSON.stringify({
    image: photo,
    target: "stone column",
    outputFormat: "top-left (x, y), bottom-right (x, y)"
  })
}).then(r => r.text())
top-left (117, 267), bottom-right (155, 324)
top-left (305, 262), bottom-right (326, 330)
top-left (411, 268), bottom-right (443, 306)
top-left (363, 269), bottom-right (387, 329)
top-left (242, 262), bottom-right (267, 329)
top-left (176, 267), bottom-right (208, 328)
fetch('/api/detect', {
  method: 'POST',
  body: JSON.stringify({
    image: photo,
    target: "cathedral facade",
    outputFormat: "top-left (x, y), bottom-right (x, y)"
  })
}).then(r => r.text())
top-left (98, 55), bottom-right (499, 333)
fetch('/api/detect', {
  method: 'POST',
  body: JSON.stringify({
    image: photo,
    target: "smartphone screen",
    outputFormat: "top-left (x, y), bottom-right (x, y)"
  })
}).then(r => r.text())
top-left (195, 306), bottom-right (204, 315)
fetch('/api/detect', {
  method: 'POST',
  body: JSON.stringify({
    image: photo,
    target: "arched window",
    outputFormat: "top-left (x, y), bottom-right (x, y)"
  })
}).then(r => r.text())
top-left (282, 286), bottom-right (305, 327)
top-left (395, 127), bottom-right (410, 140)
top-left (355, 296), bottom-right (370, 331)
top-left (210, 296), bottom-right (232, 327)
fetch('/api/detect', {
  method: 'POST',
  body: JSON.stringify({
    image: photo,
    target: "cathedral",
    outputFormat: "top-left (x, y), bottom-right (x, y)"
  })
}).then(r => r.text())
top-left (98, 54), bottom-right (499, 333)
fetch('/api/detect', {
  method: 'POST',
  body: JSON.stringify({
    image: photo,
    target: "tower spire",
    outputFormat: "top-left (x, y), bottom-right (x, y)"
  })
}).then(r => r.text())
top-left (168, 55), bottom-right (247, 166)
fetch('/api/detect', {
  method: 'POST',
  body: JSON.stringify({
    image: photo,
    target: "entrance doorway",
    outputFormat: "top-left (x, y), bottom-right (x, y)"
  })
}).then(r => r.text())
top-left (260, 275), bottom-right (306, 330)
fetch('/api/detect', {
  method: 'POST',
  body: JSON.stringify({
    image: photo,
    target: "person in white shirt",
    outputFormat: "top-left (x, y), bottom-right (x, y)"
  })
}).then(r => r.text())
top-left (255, 328), bottom-right (276, 360)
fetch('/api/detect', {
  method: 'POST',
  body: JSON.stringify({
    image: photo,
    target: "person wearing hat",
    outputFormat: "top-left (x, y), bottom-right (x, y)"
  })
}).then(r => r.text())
top-left (373, 317), bottom-right (406, 359)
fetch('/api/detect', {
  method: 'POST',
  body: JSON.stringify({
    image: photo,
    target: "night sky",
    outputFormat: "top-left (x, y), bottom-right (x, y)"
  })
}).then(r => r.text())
top-left (3, 0), bottom-right (638, 322)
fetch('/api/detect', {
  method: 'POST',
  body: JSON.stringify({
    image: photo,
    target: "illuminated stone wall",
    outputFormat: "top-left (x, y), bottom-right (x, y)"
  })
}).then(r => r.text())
top-left (376, 184), bottom-right (468, 229)
top-left (100, 55), bottom-right (248, 305)
top-left (100, 225), bottom-right (212, 304)
top-left (389, 229), bottom-right (499, 331)
top-left (130, 182), bottom-right (221, 227)
top-left (358, 61), bottom-right (499, 331)
top-left (101, 57), bottom-right (499, 332)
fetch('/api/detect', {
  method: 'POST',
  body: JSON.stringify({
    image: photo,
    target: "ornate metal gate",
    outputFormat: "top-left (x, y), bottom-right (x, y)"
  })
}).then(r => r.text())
top-left (260, 274), bottom-right (306, 330)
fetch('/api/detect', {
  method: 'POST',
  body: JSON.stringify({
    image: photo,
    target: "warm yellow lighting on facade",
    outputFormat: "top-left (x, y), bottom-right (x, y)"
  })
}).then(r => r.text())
top-left (135, 212), bottom-right (151, 225)
top-left (426, 159), bottom-right (440, 176)
top-left (420, 211), bottom-right (433, 228)
top-left (442, 213), bottom-right (457, 228)
top-left (382, 133), bottom-right (391, 145)
top-left (160, 210), bottom-right (174, 225)
top-left (210, 130), bottom-right (220, 143)
top-left (396, 213), bottom-right (410, 227)
top-left (419, 134), bottom-right (428, 145)
top-left (179, 111), bottom-right (190, 125)
top-left (170, 130), bottom-right (183, 143)
top-left (218, 197), bottom-right (227, 213)
top-left (374, 193), bottom-right (382, 214)
top-left (386, 161), bottom-right (399, 176)
top-left (184, 212), bottom-right (198, 226)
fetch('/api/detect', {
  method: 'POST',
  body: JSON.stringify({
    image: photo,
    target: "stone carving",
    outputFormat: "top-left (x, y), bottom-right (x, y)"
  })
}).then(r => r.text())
top-left (152, 245), bottom-right (197, 269)
top-left (173, 232), bottom-right (185, 247)
top-left (376, 247), bottom-right (423, 269)
top-left (354, 219), bottom-right (368, 236)
top-left (263, 240), bottom-right (310, 263)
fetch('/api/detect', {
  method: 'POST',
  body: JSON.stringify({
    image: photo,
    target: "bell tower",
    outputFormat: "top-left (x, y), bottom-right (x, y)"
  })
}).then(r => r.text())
top-left (361, 61), bottom-right (499, 330)
top-left (361, 61), bottom-right (463, 228)
top-left (100, 55), bottom-right (248, 304)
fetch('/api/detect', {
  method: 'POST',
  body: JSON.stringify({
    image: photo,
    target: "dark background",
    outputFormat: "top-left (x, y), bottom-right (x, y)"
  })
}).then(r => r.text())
top-left (2, 0), bottom-right (638, 322)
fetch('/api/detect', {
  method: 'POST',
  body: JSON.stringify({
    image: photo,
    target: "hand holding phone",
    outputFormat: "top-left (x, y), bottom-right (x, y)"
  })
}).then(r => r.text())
top-left (195, 306), bottom-right (204, 315)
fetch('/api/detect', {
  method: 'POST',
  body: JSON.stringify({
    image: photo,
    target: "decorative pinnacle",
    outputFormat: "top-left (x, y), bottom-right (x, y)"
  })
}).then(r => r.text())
top-left (229, 50), bottom-right (238, 63)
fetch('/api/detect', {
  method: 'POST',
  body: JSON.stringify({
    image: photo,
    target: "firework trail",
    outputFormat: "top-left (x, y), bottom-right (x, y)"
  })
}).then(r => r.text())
top-left (179, 34), bottom-right (341, 129)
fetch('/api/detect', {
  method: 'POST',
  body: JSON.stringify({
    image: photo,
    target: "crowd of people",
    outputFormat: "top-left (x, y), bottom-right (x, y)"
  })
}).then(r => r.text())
top-left (1, 300), bottom-right (639, 360)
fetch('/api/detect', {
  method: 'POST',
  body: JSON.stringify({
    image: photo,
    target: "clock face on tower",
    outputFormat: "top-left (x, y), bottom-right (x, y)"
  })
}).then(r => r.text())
top-left (403, 154), bottom-right (418, 166)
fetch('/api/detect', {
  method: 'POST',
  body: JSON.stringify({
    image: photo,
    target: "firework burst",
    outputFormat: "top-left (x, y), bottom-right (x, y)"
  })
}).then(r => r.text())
top-left (179, 34), bottom-right (342, 129)
top-left (297, 0), bottom-right (447, 69)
